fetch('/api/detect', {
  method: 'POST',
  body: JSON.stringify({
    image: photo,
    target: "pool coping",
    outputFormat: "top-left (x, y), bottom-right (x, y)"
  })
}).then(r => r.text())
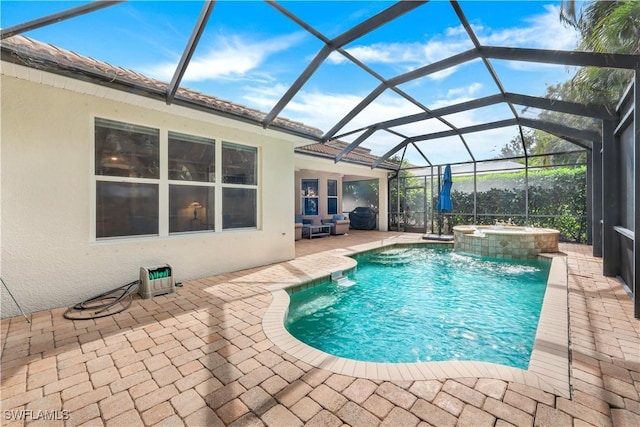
top-left (263, 240), bottom-right (570, 398)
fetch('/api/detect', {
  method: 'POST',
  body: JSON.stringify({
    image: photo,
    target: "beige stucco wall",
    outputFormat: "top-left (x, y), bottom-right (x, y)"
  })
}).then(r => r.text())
top-left (294, 155), bottom-right (389, 230)
top-left (1, 67), bottom-right (300, 318)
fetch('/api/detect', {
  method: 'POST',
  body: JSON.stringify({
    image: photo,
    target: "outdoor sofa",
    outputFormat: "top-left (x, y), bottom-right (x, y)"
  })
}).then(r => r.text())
top-left (295, 214), bottom-right (313, 240)
top-left (321, 214), bottom-right (350, 235)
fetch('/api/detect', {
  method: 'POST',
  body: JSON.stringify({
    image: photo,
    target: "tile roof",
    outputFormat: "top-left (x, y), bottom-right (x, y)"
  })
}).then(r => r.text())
top-left (1, 34), bottom-right (397, 170)
top-left (295, 140), bottom-right (399, 170)
top-left (0, 35), bottom-right (323, 139)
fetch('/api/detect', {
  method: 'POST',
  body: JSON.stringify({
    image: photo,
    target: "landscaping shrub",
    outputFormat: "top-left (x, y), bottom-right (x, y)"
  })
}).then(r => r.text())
top-left (447, 166), bottom-right (587, 242)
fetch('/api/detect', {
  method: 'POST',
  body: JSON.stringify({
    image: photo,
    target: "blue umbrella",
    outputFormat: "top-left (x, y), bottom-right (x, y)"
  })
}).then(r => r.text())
top-left (437, 164), bottom-right (453, 212)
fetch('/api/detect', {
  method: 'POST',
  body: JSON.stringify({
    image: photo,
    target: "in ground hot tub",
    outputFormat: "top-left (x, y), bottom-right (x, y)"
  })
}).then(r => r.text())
top-left (453, 225), bottom-right (559, 259)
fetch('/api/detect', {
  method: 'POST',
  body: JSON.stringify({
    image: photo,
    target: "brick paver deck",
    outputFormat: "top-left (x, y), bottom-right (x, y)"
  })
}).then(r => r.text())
top-left (1, 231), bottom-right (639, 426)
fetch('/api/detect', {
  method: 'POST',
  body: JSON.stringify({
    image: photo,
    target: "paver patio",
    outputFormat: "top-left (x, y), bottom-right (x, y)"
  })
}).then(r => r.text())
top-left (1, 231), bottom-right (639, 426)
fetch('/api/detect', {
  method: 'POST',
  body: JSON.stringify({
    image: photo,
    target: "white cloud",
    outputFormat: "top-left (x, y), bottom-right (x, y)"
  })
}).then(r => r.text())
top-left (174, 4), bottom-right (579, 160)
top-left (327, 39), bottom-right (472, 79)
top-left (327, 51), bottom-right (347, 64)
top-left (244, 87), bottom-right (363, 132)
top-left (243, 83), bottom-right (290, 110)
top-left (472, 5), bottom-right (580, 72)
top-left (477, 5), bottom-right (579, 51)
top-left (290, 91), bottom-right (424, 136)
top-left (446, 82), bottom-right (483, 99)
top-left (143, 32), bottom-right (305, 82)
top-left (446, 25), bottom-right (470, 38)
top-left (244, 77), bottom-right (516, 159)
top-left (325, 4), bottom-right (579, 82)
top-left (339, 45), bottom-right (395, 63)
top-left (424, 67), bottom-right (460, 82)
top-left (245, 86), bottom-right (432, 138)
top-left (334, 39), bottom-right (473, 82)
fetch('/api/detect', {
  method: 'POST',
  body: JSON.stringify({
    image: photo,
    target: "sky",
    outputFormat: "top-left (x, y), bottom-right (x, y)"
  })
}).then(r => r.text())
top-left (1, 1), bottom-right (584, 166)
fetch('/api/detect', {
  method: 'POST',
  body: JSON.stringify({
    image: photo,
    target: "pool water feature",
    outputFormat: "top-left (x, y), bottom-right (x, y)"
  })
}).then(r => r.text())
top-left (453, 225), bottom-right (559, 259)
top-left (285, 247), bottom-right (551, 369)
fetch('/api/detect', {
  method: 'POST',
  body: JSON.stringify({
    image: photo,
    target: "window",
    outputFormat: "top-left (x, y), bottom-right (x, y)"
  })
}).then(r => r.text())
top-left (168, 132), bottom-right (215, 182)
top-left (223, 188), bottom-right (257, 229)
top-left (94, 118), bottom-right (259, 238)
top-left (96, 182), bottom-right (159, 238)
top-left (95, 118), bottom-right (160, 238)
top-left (95, 118), bottom-right (159, 179)
top-left (301, 179), bottom-right (318, 215)
top-left (222, 143), bottom-right (256, 185)
top-left (169, 185), bottom-right (214, 233)
top-left (328, 179), bottom-right (338, 215)
top-left (222, 142), bottom-right (258, 229)
top-left (168, 132), bottom-right (215, 233)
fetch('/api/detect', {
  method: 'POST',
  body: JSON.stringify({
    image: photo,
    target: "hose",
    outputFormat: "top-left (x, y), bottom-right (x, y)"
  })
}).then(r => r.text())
top-left (63, 280), bottom-right (139, 320)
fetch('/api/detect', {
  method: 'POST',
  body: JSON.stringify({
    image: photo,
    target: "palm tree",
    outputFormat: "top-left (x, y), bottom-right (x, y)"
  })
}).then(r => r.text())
top-left (562, 0), bottom-right (639, 54)
top-left (496, 2), bottom-right (635, 167)
top-left (560, 1), bottom-right (639, 106)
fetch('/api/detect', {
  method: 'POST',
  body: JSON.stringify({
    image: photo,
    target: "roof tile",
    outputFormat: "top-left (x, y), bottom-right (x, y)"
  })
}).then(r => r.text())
top-left (1, 35), bottom-right (395, 169)
top-left (296, 141), bottom-right (398, 170)
top-left (1, 35), bottom-right (322, 137)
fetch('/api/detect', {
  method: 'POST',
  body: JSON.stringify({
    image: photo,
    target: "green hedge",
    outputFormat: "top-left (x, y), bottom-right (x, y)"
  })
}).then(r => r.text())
top-left (445, 166), bottom-right (587, 243)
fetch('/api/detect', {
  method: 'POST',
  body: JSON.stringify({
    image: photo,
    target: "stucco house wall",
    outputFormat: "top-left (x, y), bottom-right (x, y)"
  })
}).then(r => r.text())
top-left (0, 66), bottom-right (300, 318)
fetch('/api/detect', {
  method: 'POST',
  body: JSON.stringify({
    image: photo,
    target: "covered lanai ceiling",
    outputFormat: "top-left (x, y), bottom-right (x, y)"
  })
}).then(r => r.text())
top-left (1, 1), bottom-right (638, 169)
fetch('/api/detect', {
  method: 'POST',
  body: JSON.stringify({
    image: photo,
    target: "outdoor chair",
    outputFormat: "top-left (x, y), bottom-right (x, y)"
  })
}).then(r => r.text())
top-left (294, 215), bottom-right (303, 240)
top-left (321, 214), bottom-right (350, 235)
top-left (295, 214), bottom-right (314, 240)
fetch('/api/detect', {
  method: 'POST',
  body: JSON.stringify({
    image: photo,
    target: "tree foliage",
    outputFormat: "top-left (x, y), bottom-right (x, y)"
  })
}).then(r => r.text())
top-left (499, 129), bottom-right (587, 166)
top-left (560, 0), bottom-right (638, 106)
top-left (496, 1), bottom-right (637, 160)
top-left (447, 167), bottom-right (587, 243)
top-left (562, 0), bottom-right (640, 55)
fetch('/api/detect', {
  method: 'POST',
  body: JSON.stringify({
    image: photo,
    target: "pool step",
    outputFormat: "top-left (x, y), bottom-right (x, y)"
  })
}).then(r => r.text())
top-left (331, 271), bottom-right (356, 287)
top-left (368, 249), bottom-right (413, 265)
top-left (334, 276), bottom-right (356, 287)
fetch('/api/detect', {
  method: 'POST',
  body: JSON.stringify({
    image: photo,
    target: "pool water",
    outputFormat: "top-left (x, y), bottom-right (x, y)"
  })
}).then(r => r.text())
top-left (285, 247), bottom-right (551, 369)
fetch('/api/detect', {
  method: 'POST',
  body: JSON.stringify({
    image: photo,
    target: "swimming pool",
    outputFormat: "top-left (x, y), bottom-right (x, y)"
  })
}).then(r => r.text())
top-left (285, 247), bottom-right (551, 369)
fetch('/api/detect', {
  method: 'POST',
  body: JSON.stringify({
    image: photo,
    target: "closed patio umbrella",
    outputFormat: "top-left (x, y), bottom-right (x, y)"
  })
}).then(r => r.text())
top-left (436, 164), bottom-right (453, 234)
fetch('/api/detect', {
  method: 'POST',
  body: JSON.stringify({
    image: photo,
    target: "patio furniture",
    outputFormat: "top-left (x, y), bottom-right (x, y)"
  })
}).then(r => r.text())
top-left (296, 214), bottom-right (316, 240)
top-left (295, 214), bottom-right (303, 240)
top-left (321, 214), bottom-right (350, 235)
top-left (303, 223), bottom-right (331, 239)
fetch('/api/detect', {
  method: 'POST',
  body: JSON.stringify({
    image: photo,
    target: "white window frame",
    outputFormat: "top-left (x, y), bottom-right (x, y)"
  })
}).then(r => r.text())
top-left (327, 179), bottom-right (338, 215)
top-left (168, 131), bottom-right (216, 235)
top-left (220, 141), bottom-right (260, 231)
top-left (91, 116), bottom-right (261, 241)
top-left (92, 117), bottom-right (162, 240)
top-left (301, 178), bottom-right (319, 216)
